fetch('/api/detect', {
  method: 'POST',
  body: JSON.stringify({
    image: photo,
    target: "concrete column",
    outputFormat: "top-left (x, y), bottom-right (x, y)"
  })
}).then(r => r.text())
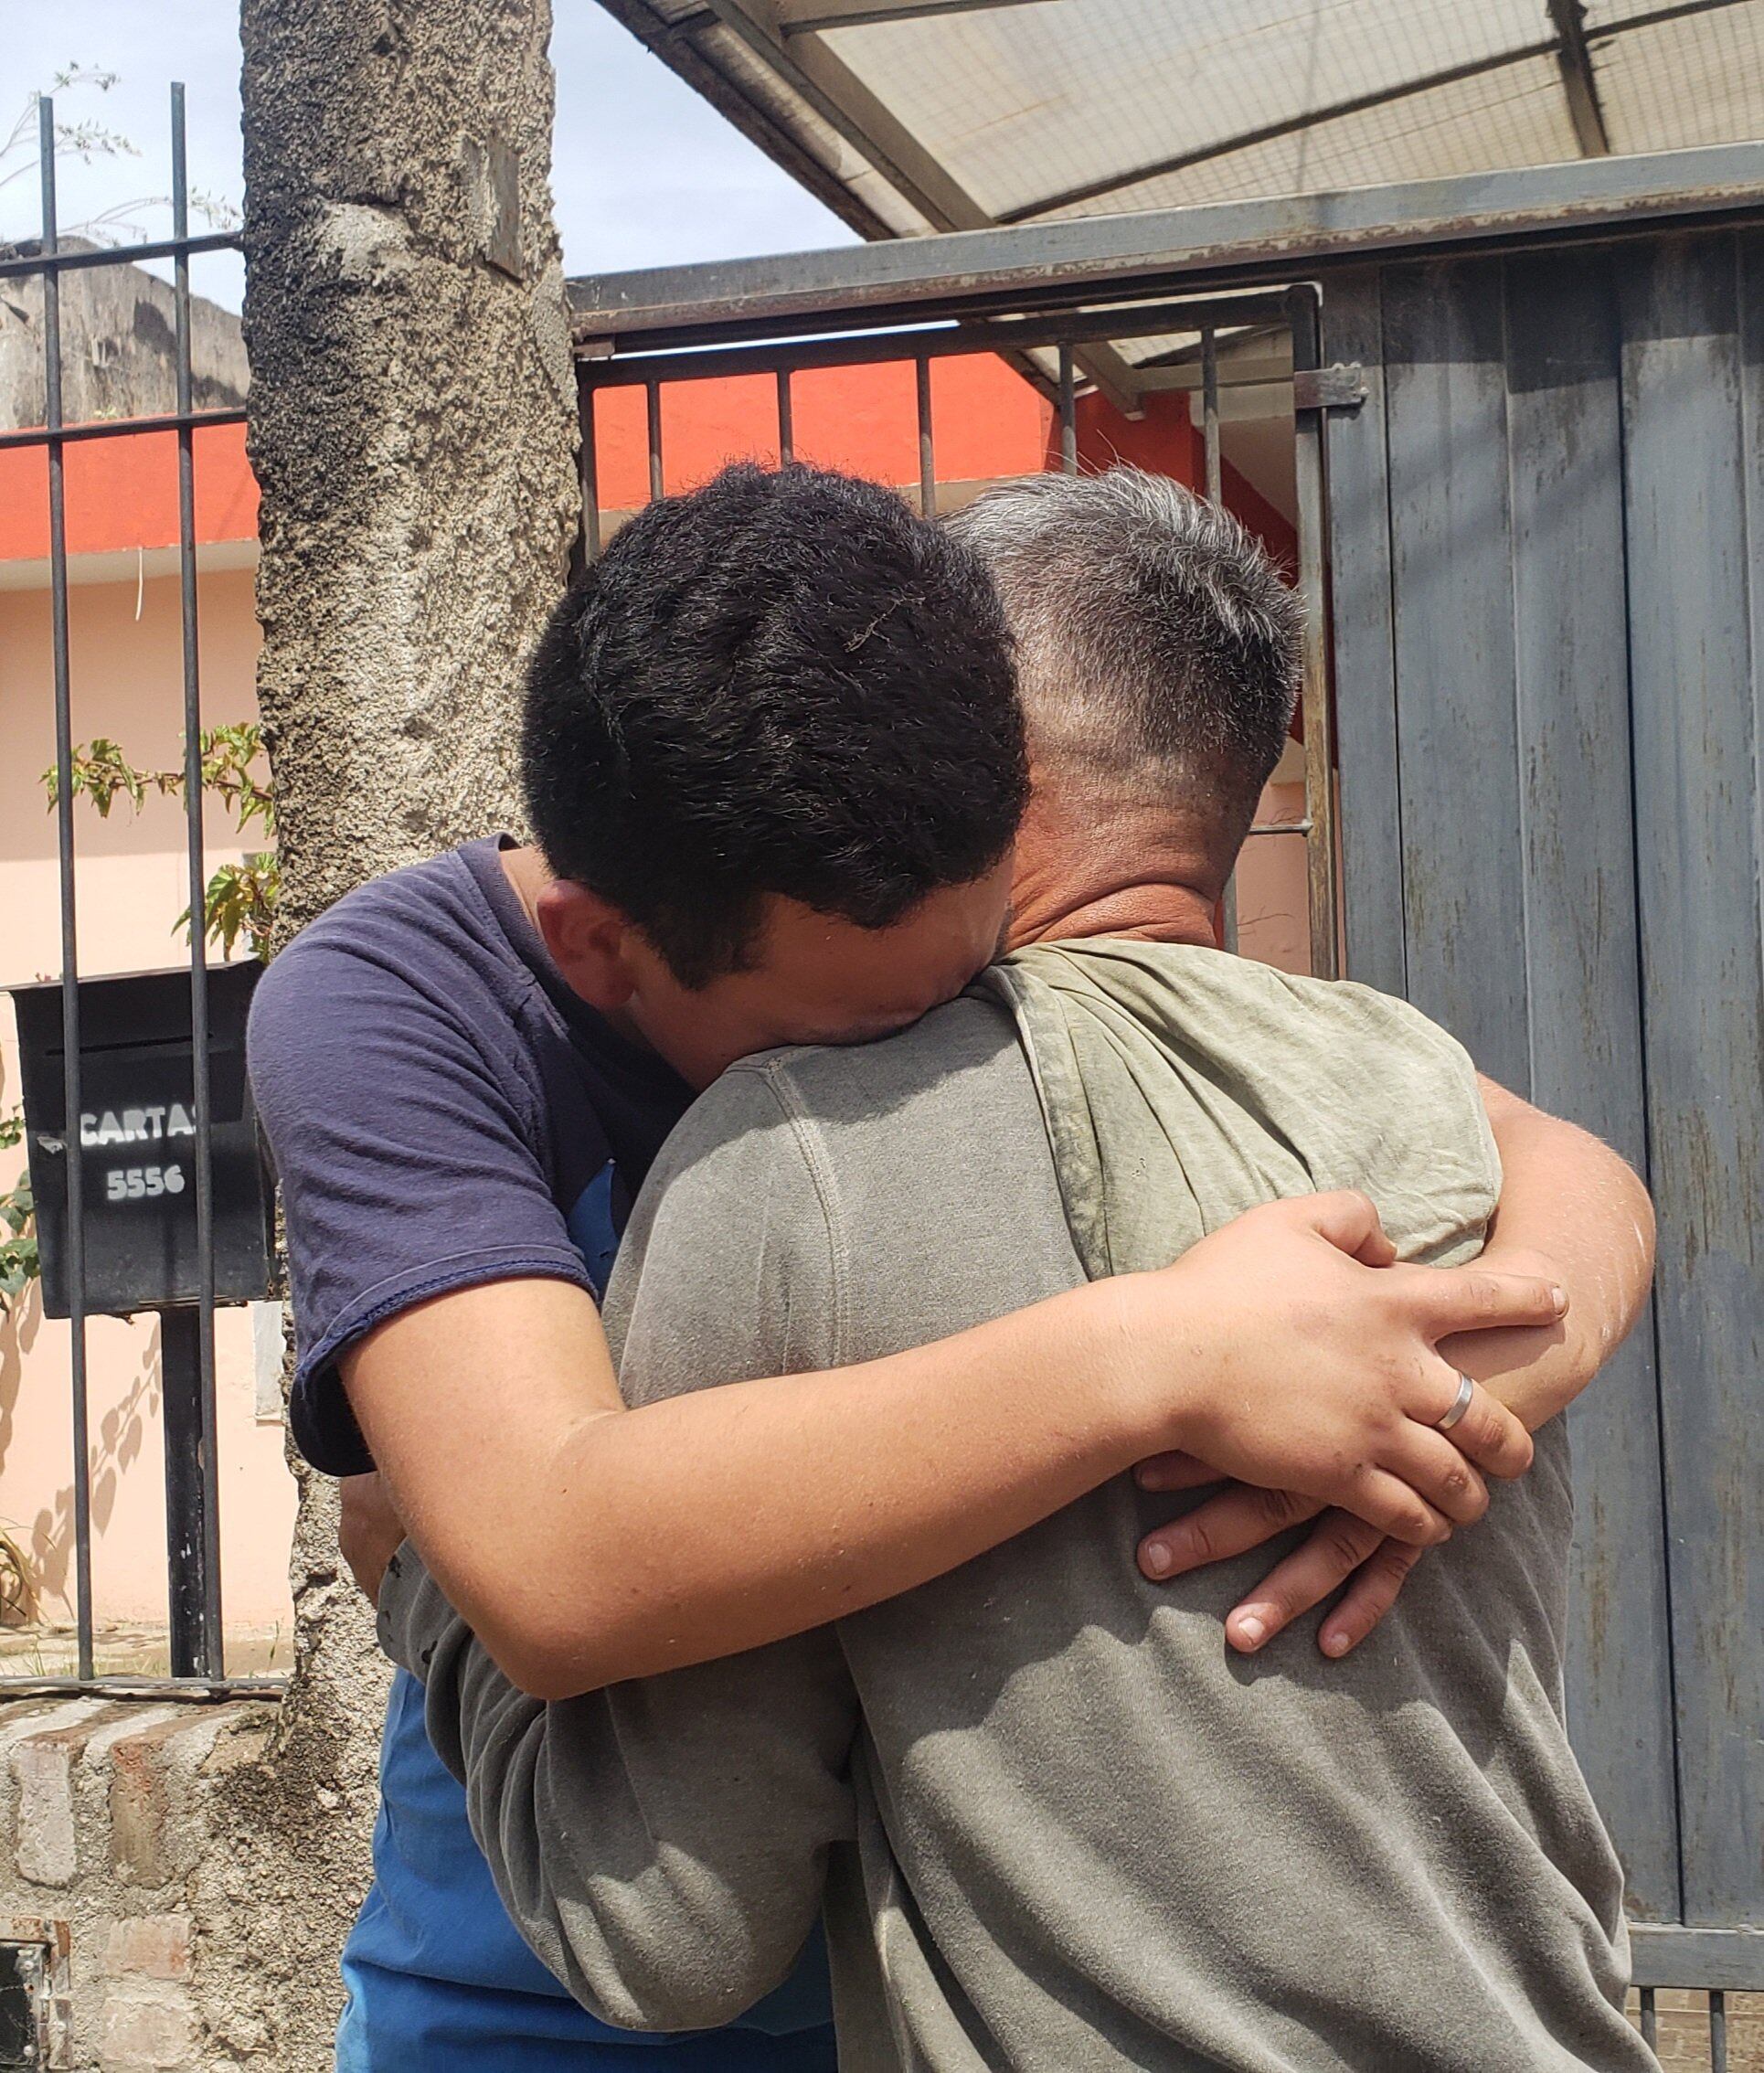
top-left (242, 0), bottom-right (579, 924)
top-left (231, 4), bottom-right (579, 2058)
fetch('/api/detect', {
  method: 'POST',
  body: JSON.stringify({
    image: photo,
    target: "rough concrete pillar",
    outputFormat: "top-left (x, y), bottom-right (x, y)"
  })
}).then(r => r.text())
top-left (242, 0), bottom-right (579, 924)
top-left (225, 4), bottom-right (579, 2059)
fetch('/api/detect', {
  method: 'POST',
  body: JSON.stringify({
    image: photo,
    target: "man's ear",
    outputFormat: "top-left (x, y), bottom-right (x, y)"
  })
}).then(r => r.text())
top-left (536, 879), bottom-right (638, 1013)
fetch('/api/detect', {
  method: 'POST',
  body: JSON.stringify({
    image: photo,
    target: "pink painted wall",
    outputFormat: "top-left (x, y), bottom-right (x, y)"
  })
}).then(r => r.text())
top-left (0, 556), bottom-right (297, 1655)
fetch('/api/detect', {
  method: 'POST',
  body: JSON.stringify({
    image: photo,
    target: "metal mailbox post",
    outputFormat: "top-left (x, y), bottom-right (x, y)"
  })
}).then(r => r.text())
top-left (9, 962), bottom-right (275, 1677)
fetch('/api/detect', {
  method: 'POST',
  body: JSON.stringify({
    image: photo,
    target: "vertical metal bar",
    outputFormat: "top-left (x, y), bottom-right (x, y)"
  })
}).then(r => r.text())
top-left (578, 378), bottom-right (601, 567)
top-left (1709, 1990), bottom-right (1727, 2073)
top-left (158, 1307), bottom-right (207, 1677)
top-left (172, 83), bottom-right (221, 1677)
top-left (645, 380), bottom-right (664, 503)
top-left (1057, 343), bottom-right (1078, 475)
top-left (915, 356), bottom-right (936, 516)
top-left (1640, 1987), bottom-right (1657, 2049)
top-left (776, 368), bottom-right (794, 463)
top-left (1202, 322), bottom-right (1234, 945)
top-left (40, 96), bottom-right (95, 1685)
top-left (1289, 285), bottom-right (1339, 981)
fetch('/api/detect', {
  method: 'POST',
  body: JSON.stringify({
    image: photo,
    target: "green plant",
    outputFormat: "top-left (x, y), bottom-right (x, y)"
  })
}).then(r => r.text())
top-left (0, 1521), bottom-right (34, 1625)
top-left (0, 1107), bottom-right (36, 1319)
top-left (44, 724), bottom-right (279, 962)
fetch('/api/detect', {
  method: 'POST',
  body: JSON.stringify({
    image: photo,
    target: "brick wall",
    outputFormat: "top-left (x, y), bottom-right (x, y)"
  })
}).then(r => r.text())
top-left (0, 1695), bottom-right (303, 2069)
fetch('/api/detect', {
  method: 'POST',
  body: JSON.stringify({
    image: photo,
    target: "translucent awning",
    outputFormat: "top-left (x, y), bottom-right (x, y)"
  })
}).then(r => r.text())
top-left (593, 0), bottom-right (1764, 242)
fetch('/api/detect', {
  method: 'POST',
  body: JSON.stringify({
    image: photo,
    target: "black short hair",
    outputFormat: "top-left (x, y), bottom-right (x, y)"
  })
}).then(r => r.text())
top-left (522, 462), bottom-right (1026, 987)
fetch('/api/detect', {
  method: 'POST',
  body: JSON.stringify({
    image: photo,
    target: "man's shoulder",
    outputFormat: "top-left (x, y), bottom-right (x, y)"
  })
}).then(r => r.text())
top-left (639, 989), bottom-right (1049, 1240)
top-left (270, 842), bottom-right (496, 974)
top-left (702, 991), bottom-right (1030, 1153)
top-left (612, 991), bottom-right (1079, 1379)
top-left (249, 843), bottom-right (515, 1053)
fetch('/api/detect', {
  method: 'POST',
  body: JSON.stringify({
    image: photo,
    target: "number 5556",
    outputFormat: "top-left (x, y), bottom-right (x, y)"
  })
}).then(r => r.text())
top-left (105, 1164), bottom-right (186, 1202)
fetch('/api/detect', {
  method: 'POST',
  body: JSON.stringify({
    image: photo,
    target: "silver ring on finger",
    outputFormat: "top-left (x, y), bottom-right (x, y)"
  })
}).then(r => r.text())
top-left (1435, 1372), bottom-right (1475, 1432)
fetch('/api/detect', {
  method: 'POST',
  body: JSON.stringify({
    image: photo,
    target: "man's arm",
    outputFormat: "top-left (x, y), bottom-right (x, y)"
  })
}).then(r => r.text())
top-left (379, 1546), bottom-right (856, 2031)
top-left (254, 913), bottom-right (1552, 1701)
top-left (369, 1085), bottom-right (877, 2035)
top-left (1135, 1080), bottom-right (1655, 1653)
top-left (1445, 1076), bottom-right (1654, 1423)
top-left (349, 1180), bottom-right (1547, 1699)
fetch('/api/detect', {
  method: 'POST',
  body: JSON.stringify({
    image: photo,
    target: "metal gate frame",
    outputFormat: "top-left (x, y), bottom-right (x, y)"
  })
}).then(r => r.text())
top-left (0, 89), bottom-right (275, 1703)
top-left (567, 141), bottom-right (1764, 2040)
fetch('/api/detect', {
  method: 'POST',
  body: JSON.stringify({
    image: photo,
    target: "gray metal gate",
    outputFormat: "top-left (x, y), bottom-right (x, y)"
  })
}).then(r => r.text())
top-left (569, 146), bottom-right (1764, 2043)
top-left (1324, 229), bottom-right (1764, 1999)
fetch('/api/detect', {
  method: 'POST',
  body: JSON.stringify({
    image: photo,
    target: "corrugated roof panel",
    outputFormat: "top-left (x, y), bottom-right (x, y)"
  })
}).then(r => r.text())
top-left (1034, 51), bottom-right (1582, 218)
top-left (694, 19), bottom-right (940, 235)
top-left (1593, 3), bottom-right (1764, 154)
top-left (826, 0), bottom-right (1554, 222)
top-left (597, 0), bottom-right (1764, 258)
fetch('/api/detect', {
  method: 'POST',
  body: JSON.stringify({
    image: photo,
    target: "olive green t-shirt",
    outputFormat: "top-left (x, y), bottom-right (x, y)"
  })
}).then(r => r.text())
top-left (384, 941), bottom-right (1651, 2072)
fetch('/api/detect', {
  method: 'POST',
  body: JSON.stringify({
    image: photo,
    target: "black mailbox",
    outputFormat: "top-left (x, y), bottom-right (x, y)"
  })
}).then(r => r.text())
top-left (10, 962), bottom-right (275, 1318)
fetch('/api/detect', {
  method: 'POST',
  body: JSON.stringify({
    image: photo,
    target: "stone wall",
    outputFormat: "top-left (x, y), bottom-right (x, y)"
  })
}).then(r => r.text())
top-left (0, 245), bottom-right (250, 431)
top-left (0, 1695), bottom-right (314, 2068)
top-left (1, 1685), bottom-right (1757, 2069)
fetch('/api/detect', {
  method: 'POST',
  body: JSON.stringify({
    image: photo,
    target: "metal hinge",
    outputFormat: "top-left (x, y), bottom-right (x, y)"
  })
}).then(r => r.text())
top-left (0, 1922), bottom-right (71, 2071)
top-left (1292, 363), bottom-right (1367, 412)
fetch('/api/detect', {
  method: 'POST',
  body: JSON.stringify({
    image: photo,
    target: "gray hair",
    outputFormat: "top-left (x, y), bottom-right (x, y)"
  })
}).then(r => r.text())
top-left (945, 467), bottom-right (1302, 832)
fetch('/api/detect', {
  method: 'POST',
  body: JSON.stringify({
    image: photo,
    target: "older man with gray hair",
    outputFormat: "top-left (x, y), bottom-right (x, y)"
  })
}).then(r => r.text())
top-left (381, 467), bottom-right (1657, 2071)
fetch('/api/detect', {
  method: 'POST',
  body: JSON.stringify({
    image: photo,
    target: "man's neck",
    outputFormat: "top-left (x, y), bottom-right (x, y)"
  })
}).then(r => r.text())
top-left (1007, 792), bottom-right (1222, 953)
top-left (498, 843), bottom-right (654, 1052)
top-left (499, 841), bottom-right (549, 935)
top-left (1010, 882), bottom-right (1218, 951)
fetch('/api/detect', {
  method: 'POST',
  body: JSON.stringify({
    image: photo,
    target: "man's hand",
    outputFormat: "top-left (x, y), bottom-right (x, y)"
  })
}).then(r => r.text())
top-left (1117, 1191), bottom-right (1551, 1548)
top-left (339, 1472), bottom-right (409, 1605)
top-left (1132, 1467), bottom-right (1420, 1655)
top-left (1131, 1086), bottom-right (1656, 1659)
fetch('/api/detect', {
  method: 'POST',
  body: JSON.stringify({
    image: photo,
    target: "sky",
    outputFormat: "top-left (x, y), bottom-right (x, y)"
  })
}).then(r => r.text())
top-left (1, 0), bottom-right (855, 310)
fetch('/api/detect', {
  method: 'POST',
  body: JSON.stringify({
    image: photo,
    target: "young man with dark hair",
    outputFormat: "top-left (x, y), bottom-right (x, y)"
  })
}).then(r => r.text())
top-left (250, 462), bottom-right (1607, 2071)
top-left (378, 470), bottom-right (1657, 2071)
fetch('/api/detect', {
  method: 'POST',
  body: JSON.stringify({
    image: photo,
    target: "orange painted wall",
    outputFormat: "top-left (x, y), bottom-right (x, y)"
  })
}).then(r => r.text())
top-left (0, 423), bottom-right (259, 563)
top-left (590, 352), bottom-right (1054, 507)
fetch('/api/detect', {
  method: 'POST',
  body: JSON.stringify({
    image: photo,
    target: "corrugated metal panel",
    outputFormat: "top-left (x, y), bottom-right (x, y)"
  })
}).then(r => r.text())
top-left (1594, 4), bottom-right (1764, 154)
top-left (1037, 53), bottom-right (1583, 218)
top-left (824, 0), bottom-right (1552, 220)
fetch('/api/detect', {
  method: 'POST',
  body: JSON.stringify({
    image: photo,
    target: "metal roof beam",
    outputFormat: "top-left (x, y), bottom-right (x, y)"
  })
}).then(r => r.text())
top-left (567, 142), bottom-right (1764, 338)
top-left (1547, 0), bottom-right (1612, 155)
top-left (775, 0), bottom-right (1062, 34)
top-left (1605, 0), bottom-right (1763, 34)
top-left (591, 0), bottom-right (895, 240)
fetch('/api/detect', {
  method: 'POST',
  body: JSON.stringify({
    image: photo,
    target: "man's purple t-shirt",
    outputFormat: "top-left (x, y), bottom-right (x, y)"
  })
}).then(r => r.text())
top-left (250, 836), bottom-right (688, 1475)
top-left (247, 837), bottom-right (835, 2070)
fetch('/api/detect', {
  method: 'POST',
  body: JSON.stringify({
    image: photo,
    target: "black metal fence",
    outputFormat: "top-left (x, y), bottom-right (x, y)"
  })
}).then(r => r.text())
top-left (0, 88), bottom-right (274, 1702)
